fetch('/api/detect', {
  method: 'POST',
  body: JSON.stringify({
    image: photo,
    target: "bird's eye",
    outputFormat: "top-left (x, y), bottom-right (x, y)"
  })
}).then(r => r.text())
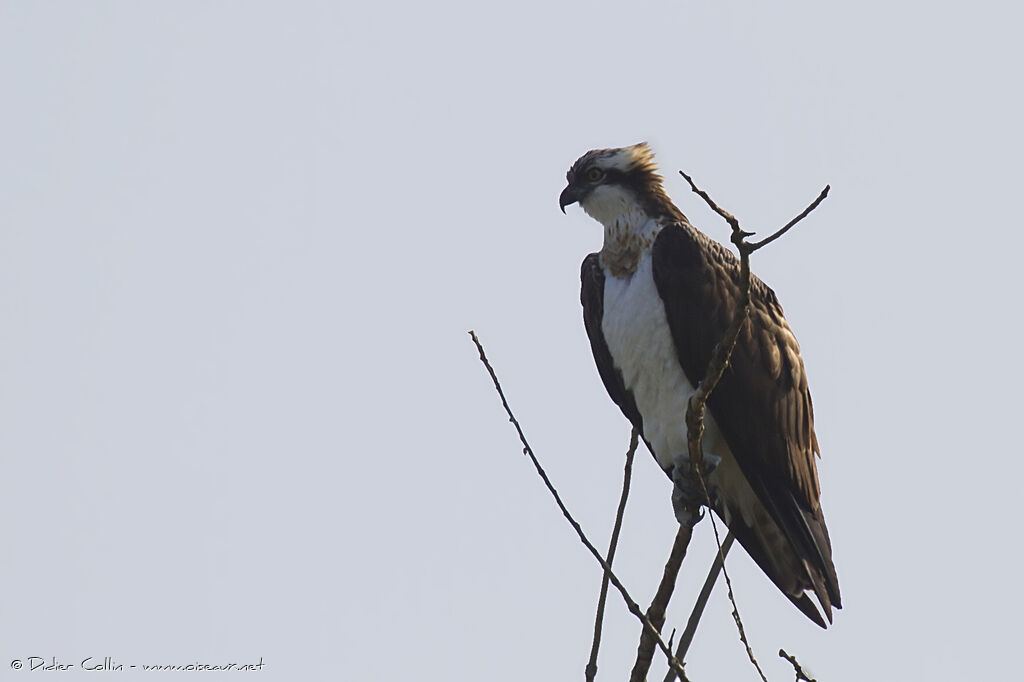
top-left (585, 167), bottom-right (604, 182)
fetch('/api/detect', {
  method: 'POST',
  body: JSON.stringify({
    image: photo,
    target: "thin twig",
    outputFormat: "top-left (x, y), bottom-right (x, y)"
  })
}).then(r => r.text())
top-left (706, 497), bottom-right (768, 682)
top-left (469, 331), bottom-right (691, 682)
top-left (779, 649), bottom-right (818, 682)
top-left (666, 530), bottom-right (735, 681)
top-left (750, 186), bottom-right (830, 252)
top-left (585, 428), bottom-right (639, 682)
top-left (677, 171), bottom-right (743, 234)
top-left (629, 524), bottom-right (694, 682)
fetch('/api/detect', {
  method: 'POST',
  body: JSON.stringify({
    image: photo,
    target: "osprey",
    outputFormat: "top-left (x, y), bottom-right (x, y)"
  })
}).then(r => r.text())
top-left (560, 143), bottom-right (841, 627)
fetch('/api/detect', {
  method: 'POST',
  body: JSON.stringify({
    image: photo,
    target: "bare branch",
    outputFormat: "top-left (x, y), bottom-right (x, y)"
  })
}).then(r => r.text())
top-left (779, 649), bottom-right (818, 682)
top-left (468, 331), bottom-right (691, 682)
top-left (668, 530), bottom-right (735, 679)
top-left (629, 524), bottom-right (695, 682)
top-left (750, 186), bottom-right (830, 252)
top-left (678, 170), bottom-right (743, 235)
top-left (586, 428), bottom-right (639, 682)
top-left (706, 501), bottom-right (767, 682)
top-left (679, 171), bottom-right (828, 256)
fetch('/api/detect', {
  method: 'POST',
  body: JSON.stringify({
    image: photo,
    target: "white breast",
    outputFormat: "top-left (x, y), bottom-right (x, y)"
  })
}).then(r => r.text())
top-left (601, 250), bottom-right (697, 470)
top-left (601, 249), bottom-right (761, 526)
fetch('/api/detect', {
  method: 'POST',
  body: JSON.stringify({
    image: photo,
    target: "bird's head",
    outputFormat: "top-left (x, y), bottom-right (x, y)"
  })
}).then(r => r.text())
top-left (559, 143), bottom-right (684, 226)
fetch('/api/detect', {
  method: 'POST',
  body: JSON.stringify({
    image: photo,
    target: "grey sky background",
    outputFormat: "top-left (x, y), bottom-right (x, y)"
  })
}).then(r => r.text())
top-left (2, 2), bottom-right (1022, 680)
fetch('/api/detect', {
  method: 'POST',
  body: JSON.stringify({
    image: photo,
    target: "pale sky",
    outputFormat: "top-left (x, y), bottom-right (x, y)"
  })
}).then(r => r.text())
top-left (2, 2), bottom-right (1022, 680)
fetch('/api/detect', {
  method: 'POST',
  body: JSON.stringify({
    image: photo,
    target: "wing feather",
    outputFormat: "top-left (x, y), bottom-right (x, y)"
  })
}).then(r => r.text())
top-left (650, 223), bottom-right (841, 612)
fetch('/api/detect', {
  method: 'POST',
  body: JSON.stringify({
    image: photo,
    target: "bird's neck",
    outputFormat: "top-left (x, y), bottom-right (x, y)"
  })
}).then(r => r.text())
top-left (588, 199), bottom-right (663, 279)
top-left (600, 210), bottom-right (662, 278)
top-left (582, 183), bottom-right (685, 278)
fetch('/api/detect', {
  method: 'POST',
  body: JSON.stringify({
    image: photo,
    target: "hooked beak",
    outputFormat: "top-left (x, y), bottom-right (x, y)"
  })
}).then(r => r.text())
top-left (559, 183), bottom-right (581, 214)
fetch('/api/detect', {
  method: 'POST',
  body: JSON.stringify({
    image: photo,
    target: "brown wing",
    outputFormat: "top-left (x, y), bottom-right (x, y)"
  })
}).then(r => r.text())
top-left (651, 223), bottom-right (841, 614)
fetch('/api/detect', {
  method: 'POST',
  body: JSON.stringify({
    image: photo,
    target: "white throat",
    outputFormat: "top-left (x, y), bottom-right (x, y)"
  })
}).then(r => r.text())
top-left (581, 184), bottom-right (663, 278)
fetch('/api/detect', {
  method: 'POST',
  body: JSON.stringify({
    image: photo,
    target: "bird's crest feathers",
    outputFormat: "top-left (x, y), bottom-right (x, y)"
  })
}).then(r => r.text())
top-left (567, 142), bottom-right (660, 181)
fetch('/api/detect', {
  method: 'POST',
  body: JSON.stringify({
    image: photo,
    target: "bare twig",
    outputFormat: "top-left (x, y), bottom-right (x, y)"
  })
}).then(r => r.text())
top-left (468, 331), bottom-right (691, 681)
top-left (779, 649), bottom-right (818, 682)
top-left (678, 172), bottom-right (829, 259)
top-left (629, 524), bottom-right (694, 682)
top-left (585, 428), bottom-right (639, 682)
top-left (667, 530), bottom-right (735, 680)
top-left (750, 187), bottom-right (830, 252)
top-left (706, 498), bottom-right (767, 682)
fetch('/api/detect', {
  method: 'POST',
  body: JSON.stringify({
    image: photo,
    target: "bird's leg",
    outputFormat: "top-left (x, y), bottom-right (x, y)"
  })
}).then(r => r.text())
top-left (671, 451), bottom-right (721, 528)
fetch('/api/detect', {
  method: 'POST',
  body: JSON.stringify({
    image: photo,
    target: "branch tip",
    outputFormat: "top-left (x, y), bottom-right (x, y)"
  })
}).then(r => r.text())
top-left (779, 649), bottom-right (817, 682)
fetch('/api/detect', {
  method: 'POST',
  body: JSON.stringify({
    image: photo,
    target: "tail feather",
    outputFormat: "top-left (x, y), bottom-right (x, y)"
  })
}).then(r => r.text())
top-left (716, 501), bottom-right (841, 628)
top-left (803, 507), bottom-right (842, 609)
top-left (788, 592), bottom-right (828, 629)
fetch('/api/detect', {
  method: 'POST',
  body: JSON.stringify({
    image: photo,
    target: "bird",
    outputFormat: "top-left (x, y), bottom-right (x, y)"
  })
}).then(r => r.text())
top-left (559, 142), bottom-right (841, 627)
